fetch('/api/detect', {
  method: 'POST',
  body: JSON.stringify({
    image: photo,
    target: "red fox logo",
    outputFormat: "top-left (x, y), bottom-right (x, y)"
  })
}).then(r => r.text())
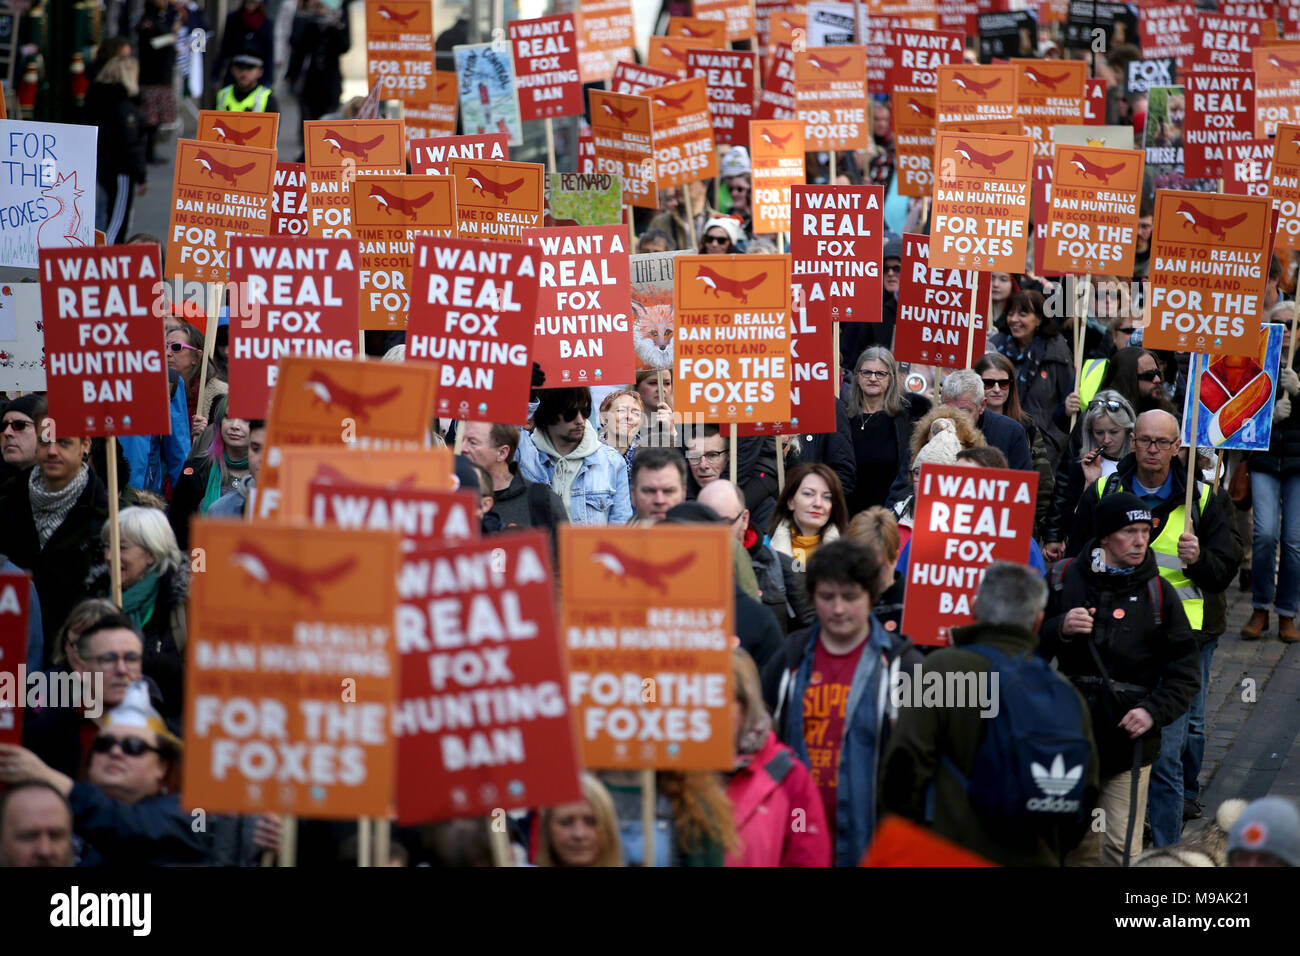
top-left (951, 71), bottom-right (1002, 98)
top-left (311, 463), bottom-right (420, 491)
top-left (367, 183), bottom-right (435, 218)
top-left (693, 265), bottom-right (767, 304)
top-left (1268, 53), bottom-right (1300, 74)
top-left (1176, 200), bottom-right (1249, 240)
top-left (229, 540), bottom-right (357, 603)
top-left (662, 44), bottom-right (688, 63)
top-left (193, 150), bottom-right (256, 186)
top-left (1068, 152), bottom-right (1127, 182)
top-left (760, 128), bottom-right (794, 148)
top-left (303, 371), bottom-right (402, 423)
top-left (807, 53), bottom-right (851, 75)
top-left (590, 543), bottom-right (695, 593)
top-left (209, 117), bottom-right (262, 146)
top-left (907, 98), bottom-right (936, 119)
top-left (322, 128), bottom-right (385, 161)
top-left (1022, 67), bottom-right (1073, 91)
top-left (652, 90), bottom-right (693, 110)
top-left (953, 140), bottom-right (1013, 175)
top-left (680, 24), bottom-right (719, 39)
top-left (464, 166), bottom-right (525, 202)
top-left (599, 101), bottom-right (639, 124)
top-left (377, 5), bottom-right (418, 25)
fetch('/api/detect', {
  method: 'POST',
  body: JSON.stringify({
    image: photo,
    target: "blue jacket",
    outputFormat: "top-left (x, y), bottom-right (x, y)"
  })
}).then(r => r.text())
top-left (70, 784), bottom-right (211, 866)
top-left (119, 371), bottom-right (189, 493)
top-left (975, 408), bottom-right (1033, 472)
top-left (516, 426), bottom-right (632, 526)
top-left (2, 558), bottom-right (44, 672)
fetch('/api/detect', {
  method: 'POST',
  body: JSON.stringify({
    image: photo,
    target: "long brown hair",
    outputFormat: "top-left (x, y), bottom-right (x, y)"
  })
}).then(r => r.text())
top-left (768, 462), bottom-right (849, 538)
top-left (974, 352), bottom-right (1032, 429)
top-left (657, 771), bottom-right (738, 856)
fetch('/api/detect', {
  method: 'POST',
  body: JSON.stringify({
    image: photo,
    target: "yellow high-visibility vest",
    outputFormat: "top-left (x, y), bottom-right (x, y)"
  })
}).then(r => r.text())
top-left (1079, 358), bottom-right (1109, 408)
top-left (217, 84), bottom-right (271, 112)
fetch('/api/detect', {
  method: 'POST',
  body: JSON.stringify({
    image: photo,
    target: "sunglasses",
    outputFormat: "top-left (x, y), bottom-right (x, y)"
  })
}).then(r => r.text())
top-left (1, 419), bottom-right (33, 433)
top-left (981, 377), bottom-right (1010, 390)
top-left (1137, 369), bottom-right (1162, 382)
top-left (560, 406), bottom-right (591, 422)
top-left (884, 263), bottom-right (901, 274)
top-left (1116, 327), bottom-right (1136, 335)
top-left (91, 735), bottom-right (163, 758)
top-left (703, 234), bottom-right (730, 246)
top-left (728, 185), bottom-right (749, 195)
top-left (1088, 398), bottom-right (1126, 414)
top-left (168, 341), bottom-right (201, 353)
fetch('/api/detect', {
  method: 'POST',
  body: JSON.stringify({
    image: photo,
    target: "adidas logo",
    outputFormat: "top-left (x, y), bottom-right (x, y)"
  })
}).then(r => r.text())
top-left (1031, 753), bottom-right (1083, 796)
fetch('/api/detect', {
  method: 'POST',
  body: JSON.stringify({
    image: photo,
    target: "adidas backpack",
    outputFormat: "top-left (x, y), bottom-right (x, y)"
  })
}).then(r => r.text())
top-left (939, 645), bottom-right (1091, 831)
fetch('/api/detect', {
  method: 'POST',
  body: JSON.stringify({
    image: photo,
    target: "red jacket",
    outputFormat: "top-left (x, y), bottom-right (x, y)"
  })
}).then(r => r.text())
top-left (725, 731), bottom-right (831, 867)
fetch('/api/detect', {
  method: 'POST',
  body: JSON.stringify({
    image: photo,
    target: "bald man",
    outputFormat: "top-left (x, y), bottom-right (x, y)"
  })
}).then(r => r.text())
top-left (697, 479), bottom-right (748, 543)
top-left (700, 478), bottom-right (789, 622)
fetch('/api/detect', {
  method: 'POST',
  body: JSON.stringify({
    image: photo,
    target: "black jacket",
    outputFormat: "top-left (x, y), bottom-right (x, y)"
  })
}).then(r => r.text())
top-left (85, 82), bottom-right (148, 184)
top-left (990, 331), bottom-right (1074, 460)
top-left (736, 585), bottom-right (784, 672)
top-left (70, 784), bottom-right (211, 866)
top-left (885, 406), bottom-right (1032, 508)
top-left (1041, 548), bottom-right (1200, 775)
top-left (838, 292), bottom-right (898, 371)
top-left (1249, 350), bottom-right (1300, 477)
top-left (167, 455), bottom-right (218, 554)
top-left (850, 393), bottom-right (930, 514)
top-left (285, 6), bottom-right (351, 119)
top-left (796, 399), bottom-right (857, 500)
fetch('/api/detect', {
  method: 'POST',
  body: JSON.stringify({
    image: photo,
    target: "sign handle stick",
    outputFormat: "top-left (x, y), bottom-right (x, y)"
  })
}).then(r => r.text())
top-left (964, 271), bottom-right (977, 370)
top-left (778, 232), bottom-right (786, 254)
top-left (684, 182), bottom-right (698, 251)
top-left (1184, 361), bottom-right (1202, 533)
top-left (829, 151), bottom-right (836, 184)
top-left (106, 436), bottom-right (122, 607)
top-left (545, 117), bottom-right (558, 174)
top-left (1214, 449), bottom-right (1224, 493)
top-left (490, 822), bottom-right (514, 866)
top-left (374, 818), bottom-right (390, 867)
top-left (833, 324), bottom-right (841, 398)
top-left (279, 814), bottom-right (297, 866)
top-left (1288, 316), bottom-right (1299, 371)
top-left (641, 768), bottom-right (656, 866)
top-left (775, 435), bottom-right (785, 492)
top-left (197, 281), bottom-right (221, 409)
top-left (453, 425), bottom-right (465, 455)
top-left (357, 815), bottom-right (371, 867)
top-left (729, 427), bottom-right (738, 485)
top-left (1070, 274), bottom-right (1090, 433)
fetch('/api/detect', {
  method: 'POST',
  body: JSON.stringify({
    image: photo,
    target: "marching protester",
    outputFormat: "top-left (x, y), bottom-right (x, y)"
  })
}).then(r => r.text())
top-left (533, 773), bottom-right (623, 867)
top-left (847, 346), bottom-right (930, 514)
top-left (767, 463), bottom-right (848, 630)
top-left (86, 51), bottom-right (149, 245)
top-left (167, 398), bottom-right (253, 553)
top-left (974, 351), bottom-right (1055, 530)
top-left (988, 289), bottom-right (1073, 460)
top-left (215, 51), bottom-right (279, 113)
top-left (628, 448), bottom-right (686, 525)
top-left (208, 419), bottom-right (265, 520)
top-left (166, 322), bottom-right (227, 447)
top-left (459, 422), bottom-right (566, 536)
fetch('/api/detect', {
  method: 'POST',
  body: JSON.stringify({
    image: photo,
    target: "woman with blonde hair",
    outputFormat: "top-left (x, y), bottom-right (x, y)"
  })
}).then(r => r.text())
top-left (597, 388), bottom-right (646, 480)
top-left (846, 346), bottom-right (930, 513)
top-left (534, 773), bottom-right (623, 867)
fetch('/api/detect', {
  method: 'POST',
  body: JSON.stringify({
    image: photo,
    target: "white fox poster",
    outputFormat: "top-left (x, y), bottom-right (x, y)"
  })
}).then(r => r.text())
top-left (0, 120), bottom-right (98, 268)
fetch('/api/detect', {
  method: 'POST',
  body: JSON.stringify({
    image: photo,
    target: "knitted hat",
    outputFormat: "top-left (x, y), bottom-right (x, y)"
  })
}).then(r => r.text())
top-left (701, 217), bottom-right (745, 248)
top-left (1095, 492), bottom-right (1152, 540)
top-left (103, 680), bottom-right (181, 749)
top-left (912, 418), bottom-right (962, 471)
top-left (2, 393), bottom-right (46, 423)
top-left (883, 237), bottom-right (903, 261)
top-left (661, 502), bottom-right (722, 524)
top-left (1227, 796), bottom-right (1300, 866)
top-left (720, 146), bottom-right (751, 178)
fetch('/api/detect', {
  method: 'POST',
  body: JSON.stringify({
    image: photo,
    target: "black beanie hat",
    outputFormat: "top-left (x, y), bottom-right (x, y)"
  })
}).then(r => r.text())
top-left (2, 393), bottom-right (46, 422)
top-left (1096, 492), bottom-right (1153, 540)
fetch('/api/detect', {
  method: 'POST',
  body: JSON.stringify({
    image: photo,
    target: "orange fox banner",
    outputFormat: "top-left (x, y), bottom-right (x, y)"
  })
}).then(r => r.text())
top-left (352, 174), bottom-right (457, 330)
top-left (936, 64), bottom-right (1018, 125)
top-left (589, 89), bottom-right (657, 207)
top-left (893, 92), bottom-right (936, 198)
top-left (303, 119), bottom-right (406, 238)
top-left (576, 0), bottom-right (636, 83)
top-left (1146, 189), bottom-right (1270, 358)
top-left (667, 16), bottom-right (727, 42)
top-left (560, 525), bottom-right (735, 770)
top-left (1254, 45), bottom-right (1300, 137)
top-left (1041, 146), bottom-right (1144, 275)
top-left (930, 130), bottom-right (1033, 272)
top-left (649, 77), bottom-right (719, 188)
top-left (448, 158), bottom-right (545, 242)
top-left (750, 119), bottom-right (805, 234)
top-left (793, 46), bottom-right (870, 151)
top-left (196, 110), bottom-right (279, 150)
top-left (276, 446), bottom-right (454, 521)
top-left (1014, 59), bottom-right (1086, 154)
top-left (409, 132), bottom-right (507, 176)
top-left (164, 139), bottom-right (276, 282)
top-left (430, 70), bottom-right (459, 135)
top-left (364, 1), bottom-right (437, 141)
top-left (674, 254), bottom-right (792, 424)
top-left (647, 35), bottom-right (722, 76)
top-left (1270, 124), bottom-right (1300, 257)
top-left (181, 521), bottom-right (400, 818)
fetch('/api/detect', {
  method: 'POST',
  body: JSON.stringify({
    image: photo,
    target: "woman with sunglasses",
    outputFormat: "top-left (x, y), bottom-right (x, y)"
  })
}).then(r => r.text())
top-left (973, 351), bottom-right (1056, 533)
top-left (697, 217), bottom-right (745, 255)
top-left (166, 321), bottom-right (227, 449)
top-left (988, 290), bottom-right (1073, 461)
top-left (845, 347), bottom-right (930, 514)
top-left (166, 396), bottom-right (252, 553)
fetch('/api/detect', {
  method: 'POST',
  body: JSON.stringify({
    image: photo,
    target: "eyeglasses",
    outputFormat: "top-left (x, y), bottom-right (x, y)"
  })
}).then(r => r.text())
top-left (686, 450), bottom-right (727, 464)
top-left (91, 735), bottom-right (162, 758)
top-left (980, 377), bottom-right (1010, 390)
top-left (1133, 436), bottom-right (1177, 450)
top-left (1137, 369), bottom-right (1162, 382)
top-left (168, 342), bottom-right (201, 353)
top-left (702, 234), bottom-right (730, 247)
top-left (1, 419), bottom-right (32, 433)
top-left (1088, 398), bottom-right (1126, 414)
top-left (92, 651), bottom-right (143, 668)
top-left (1116, 327), bottom-right (1136, 335)
top-left (883, 263), bottom-right (901, 274)
top-left (560, 406), bottom-right (591, 423)
top-left (857, 369), bottom-right (889, 379)
top-left (719, 512), bottom-right (744, 525)
top-left (728, 185), bottom-right (749, 195)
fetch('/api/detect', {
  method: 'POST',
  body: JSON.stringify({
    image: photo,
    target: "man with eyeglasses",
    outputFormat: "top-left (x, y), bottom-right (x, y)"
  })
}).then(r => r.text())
top-left (699, 479), bottom-right (790, 626)
top-left (685, 427), bottom-right (729, 492)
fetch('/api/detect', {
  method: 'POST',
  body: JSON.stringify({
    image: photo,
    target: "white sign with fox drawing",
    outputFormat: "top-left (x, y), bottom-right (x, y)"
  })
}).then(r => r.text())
top-left (0, 120), bottom-right (98, 269)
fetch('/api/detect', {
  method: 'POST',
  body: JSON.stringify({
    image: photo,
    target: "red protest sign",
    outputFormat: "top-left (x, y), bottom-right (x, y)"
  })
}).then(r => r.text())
top-left (308, 480), bottom-right (480, 549)
top-left (524, 225), bottom-right (635, 388)
top-left (790, 185), bottom-right (884, 323)
top-left (1190, 12), bottom-right (1263, 72)
top-left (887, 28), bottom-right (965, 92)
top-left (1031, 158), bottom-right (1060, 278)
top-left (1222, 138), bottom-right (1273, 195)
top-left (649, 77), bottom-right (719, 188)
top-left (449, 158), bottom-right (545, 242)
top-left (408, 236), bottom-right (539, 423)
top-left (396, 532), bottom-right (580, 822)
top-left (1254, 45), bottom-right (1300, 137)
top-left (736, 304), bottom-right (836, 437)
top-left (410, 132), bottom-right (508, 175)
top-left (611, 60), bottom-right (679, 94)
top-left (226, 237), bottom-right (361, 420)
top-left (271, 163), bottom-right (309, 237)
top-left (1042, 145), bottom-right (1145, 275)
top-left (1084, 78), bottom-right (1107, 124)
top-left (1184, 71), bottom-right (1257, 179)
top-left (893, 91), bottom-right (936, 198)
top-left (893, 233), bottom-right (991, 369)
top-left (589, 89), bottom-right (657, 207)
top-left (902, 464), bottom-right (1037, 646)
top-left (1142, 3), bottom-right (1197, 66)
top-left (750, 119), bottom-right (805, 234)
top-left (509, 14), bottom-right (584, 122)
top-left (931, 130), bottom-right (1033, 272)
top-left (0, 571), bottom-right (30, 748)
top-left (755, 42), bottom-right (797, 121)
top-left (794, 46), bottom-right (870, 151)
top-left (687, 48), bottom-right (757, 148)
top-left (40, 244), bottom-right (169, 437)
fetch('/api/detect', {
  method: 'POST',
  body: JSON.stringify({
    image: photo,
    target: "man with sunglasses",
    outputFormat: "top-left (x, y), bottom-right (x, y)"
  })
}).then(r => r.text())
top-left (0, 394), bottom-right (44, 489)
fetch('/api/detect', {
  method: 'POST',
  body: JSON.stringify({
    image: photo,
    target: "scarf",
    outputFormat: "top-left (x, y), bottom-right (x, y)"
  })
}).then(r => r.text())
top-left (122, 568), bottom-right (161, 629)
top-left (29, 464), bottom-right (89, 548)
top-left (532, 422), bottom-right (601, 510)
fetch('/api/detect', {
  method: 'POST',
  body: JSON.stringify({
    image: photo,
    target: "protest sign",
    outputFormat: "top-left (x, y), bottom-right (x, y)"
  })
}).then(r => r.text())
top-left (589, 89), bottom-right (657, 208)
top-left (182, 521), bottom-right (400, 818)
top-left (1031, 158), bottom-right (1060, 279)
top-left (647, 36), bottom-right (720, 76)
top-left (688, 49), bottom-right (757, 148)
top-left (365, 0), bottom-right (436, 141)
top-left (352, 174), bottom-right (456, 330)
top-left (1184, 71), bottom-right (1256, 179)
top-left (448, 158), bottom-right (545, 241)
top-left (902, 464), bottom-right (1037, 646)
top-left (1271, 123), bottom-right (1300, 256)
top-left (1254, 45), bottom-right (1300, 138)
top-left (694, 0), bottom-right (757, 42)
top-left (1142, 3), bottom-right (1196, 65)
top-left (1221, 138), bottom-right (1273, 196)
top-left (750, 119), bottom-right (805, 234)
top-left (430, 71), bottom-right (458, 135)
top-left (453, 43), bottom-right (523, 146)
top-left (561, 525), bottom-right (735, 769)
top-left (977, 9), bottom-right (1036, 61)
top-left (805, 2), bottom-right (855, 46)
top-left (509, 14), bottom-right (584, 122)
top-left (936, 63), bottom-right (1018, 125)
top-left (630, 250), bottom-right (684, 378)
top-left (648, 78), bottom-right (719, 188)
top-left (524, 225), bottom-right (634, 388)
top-left (1041, 145), bottom-right (1144, 275)
top-left (930, 130), bottom-right (1033, 272)
top-left (893, 92), bottom-right (936, 199)
top-left (667, 16), bottom-right (724, 41)
top-left (0, 571), bottom-right (30, 747)
top-left (893, 232), bottom-right (991, 368)
top-left (303, 120), bottom-right (405, 239)
top-left (408, 236), bottom-right (539, 423)
top-left (1014, 59), bottom-right (1086, 154)
top-left (887, 28), bottom-right (965, 92)
top-left (1182, 323), bottom-right (1284, 450)
top-left (755, 42), bottom-right (797, 122)
top-left (1064, 1), bottom-right (1136, 51)
top-left (276, 446), bottom-right (454, 522)
top-left (1128, 59), bottom-right (1177, 96)
top-left (611, 60), bottom-right (679, 95)
top-left (396, 532), bottom-right (581, 822)
top-left (793, 46), bottom-right (870, 151)
top-left (766, 13), bottom-right (803, 66)
top-left (0, 282), bottom-right (44, 392)
top-left (737, 301), bottom-right (836, 436)
top-left (309, 480), bottom-right (479, 549)
top-left (0, 119), bottom-right (96, 268)
top-left (576, 0), bottom-right (636, 83)
top-left (226, 238), bottom-right (361, 419)
top-left (410, 132), bottom-right (507, 176)
top-left (197, 110), bottom-right (279, 150)
top-left (790, 184), bottom-right (883, 323)
top-left (271, 163), bottom-right (309, 237)
top-left (674, 254), bottom-right (791, 424)
top-left (164, 139), bottom-right (275, 282)
top-left (545, 173), bottom-right (624, 226)
top-left (1191, 12), bottom-right (1263, 72)
top-left (39, 244), bottom-right (169, 436)
top-left (1146, 189), bottom-right (1271, 358)
top-left (937, 0), bottom-right (980, 34)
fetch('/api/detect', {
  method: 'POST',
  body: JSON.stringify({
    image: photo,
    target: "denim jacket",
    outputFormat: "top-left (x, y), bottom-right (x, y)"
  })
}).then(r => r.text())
top-left (517, 428), bottom-right (632, 526)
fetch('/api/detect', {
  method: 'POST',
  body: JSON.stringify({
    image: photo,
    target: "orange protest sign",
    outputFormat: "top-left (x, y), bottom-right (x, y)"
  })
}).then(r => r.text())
top-left (448, 158), bottom-right (545, 241)
top-left (430, 70), bottom-right (458, 135)
top-left (647, 35), bottom-right (722, 76)
top-left (694, 0), bottom-right (757, 41)
top-left (196, 110), bottom-right (279, 150)
top-left (1014, 59), bottom-right (1086, 155)
top-left (1041, 146), bottom-right (1145, 275)
top-left (277, 446), bottom-right (454, 521)
top-left (303, 119), bottom-right (406, 238)
top-left (936, 64), bottom-right (1018, 125)
top-left (674, 254), bottom-right (792, 424)
top-left (893, 91), bottom-right (936, 198)
top-left (352, 174), bottom-right (457, 329)
top-left (576, 0), bottom-right (636, 83)
top-left (1253, 45), bottom-right (1300, 138)
top-left (365, 1), bottom-right (437, 142)
top-left (1270, 124), bottom-right (1300, 257)
top-left (164, 139), bottom-right (275, 282)
top-left (667, 16), bottom-right (727, 43)
top-left (589, 89), bottom-right (657, 207)
top-left (750, 119), bottom-right (806, 234)
top-left (931, 130), bottom-right (1033, 272)
top-left (182, 521), bottom-right (400, 818)
top-left (793, 46), bottom-right (870, 151)
top-left (649, 77), bottom-right (719, 188)
top-left (560, 525), bottom-right (735, 770)
top-left (1146, 189), bottom-right (1271, 358)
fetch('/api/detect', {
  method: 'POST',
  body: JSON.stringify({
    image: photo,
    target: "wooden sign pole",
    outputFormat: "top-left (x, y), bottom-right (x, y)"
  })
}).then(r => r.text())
top-left (106, 436), bottom-right (122, 606)
top-left (641, 768), bottom-right (656, 867)
top-left (357, 815), bottom-right (372, 867)
top-left (279, 814), bottom-right (297, 866)
top-left (684, 182), bottom-right (699, 251)
top-left (489, 821), bottom-right (514, 866)
top-left (964, 271), bottom-right (978, 370)
top-left (1070, 274), bottom-right (1091, 432)
top-left (1184, 362), bottom-right (1202, 533)
top-left (545, 117), bottom-right (558, 174)
top-left (729, 428), bottom-right (739, 484)
top-left (775, 436), bottom-right (785, 491)
top-left (196, 282), bottom-right (222, 412)
top-left (374, 818), bottom-right (390, 867)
